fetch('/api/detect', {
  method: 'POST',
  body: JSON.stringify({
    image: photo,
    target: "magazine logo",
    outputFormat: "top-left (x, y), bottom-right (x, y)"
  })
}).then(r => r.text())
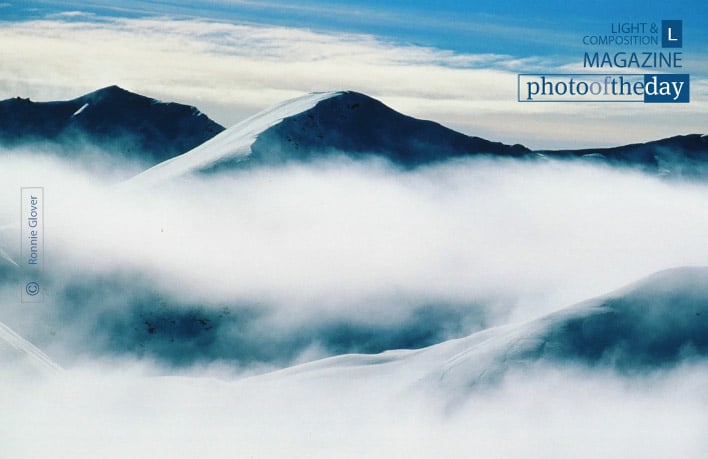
top-left (519, 74), bottom-right (689, 103)
top-left (661, 20), bottom-right (682, 48)
top-left (518, 19), bottom-right (689, 103)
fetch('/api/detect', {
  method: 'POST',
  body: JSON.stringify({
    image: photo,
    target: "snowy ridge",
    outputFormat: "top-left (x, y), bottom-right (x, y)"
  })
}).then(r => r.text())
top-left (257, 315), bottom-right (547, 394)
top-left (126, 91), bottom-right (341, 187)
top-left (0, 85), bottom-right (225, 168)
top-left (0, 246), bottom-right (18, 267)
top-left (0, 321), bottom-right (61, 373)
top-left (254, 267), bottom-right (708, 398)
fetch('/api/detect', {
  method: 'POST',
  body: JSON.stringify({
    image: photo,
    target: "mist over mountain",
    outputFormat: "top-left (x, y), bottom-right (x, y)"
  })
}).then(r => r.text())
top-left (429, 266), bottom-right (708, 397)
top-left (121, 89), bottom-right (708, 186)
top-left (0, 321), bottom-right (60, 376)
top-left (252, 267), bottom-right (708, 393)
top-left (128, 90), bottom-right (532, 185)
top-left (2, 86), bottom-right (708, 458)
top-left (0, 85), bottom-right (224, 166)
top-left (3, 87), bottom-right (708, 369)
top-left (545, 134), bottom-right (708, 178)
top-left (8, 273), bottom-right (482, 368)
top-left (4, 87), bottom-right (706, 181)
top-left (249, 91), bottom-right (530, 166)
top-left (3, 262), bottom-right (707, 397)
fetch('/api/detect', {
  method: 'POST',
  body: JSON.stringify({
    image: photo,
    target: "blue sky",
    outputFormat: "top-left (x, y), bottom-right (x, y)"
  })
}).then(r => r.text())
top-left (1, 0), bottom-right (706, 147)
top-left (6, 0), bottom-right (708, 58)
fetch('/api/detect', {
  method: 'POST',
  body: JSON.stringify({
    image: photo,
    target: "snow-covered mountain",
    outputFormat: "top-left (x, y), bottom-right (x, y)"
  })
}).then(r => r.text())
top-left (126, 90), bottom-right (708, 186)
top-left (0, 85), bottom-right (224, 165)
top-left (260, 267), bottom-right (708, 399)
top-left (5, 87), bottom-right (706, 182)
top-left (249, 90), bottom-right (530, 166)
top-left (4, 262), bottom-right (704, 397)
top-left (127, 90), bottom-right (529, 186)
top-left (545, 134), bottom-right (708, 178)
top-left (0, 321), bottom-right (60, 376)
top-left (126, 91), bottom-right (340, 186)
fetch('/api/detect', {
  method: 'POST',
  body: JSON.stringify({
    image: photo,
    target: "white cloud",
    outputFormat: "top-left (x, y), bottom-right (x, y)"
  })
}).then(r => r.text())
top-left (0, 17), bottom-right (705, 149)
top-left (2, 151), bottom-right (708, 332)
top-left (1, 126), bottom-right (708, 457)
top-left (47, 11), bottom-right (96, 18)
top-left (2, 12), bottom-right (707, 454)
top-left (1, 359), bottom-right (706, 458)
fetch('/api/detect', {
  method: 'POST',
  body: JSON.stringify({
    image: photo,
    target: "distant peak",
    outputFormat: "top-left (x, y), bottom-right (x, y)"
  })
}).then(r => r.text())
top-left (78, 85), bottom-right (145, 104)
top-left (95, 84), bottom-right (129, 94)
top-left (326, 90), bottom-right (376, 102)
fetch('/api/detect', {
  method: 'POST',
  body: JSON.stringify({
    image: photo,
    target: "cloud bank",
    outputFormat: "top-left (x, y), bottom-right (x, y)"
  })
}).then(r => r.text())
top-left (1, 148), bottom-right (708, 368)
top-left (1, 359), bottom-right (706, 458)
top-left (2, 136), bottom-right (708, 457)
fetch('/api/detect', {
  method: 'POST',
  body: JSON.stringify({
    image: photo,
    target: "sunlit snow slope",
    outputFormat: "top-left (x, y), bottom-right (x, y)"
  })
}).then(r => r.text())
top-left (127, 91), bottom-right (341, 187)
top-left (258, 267), bottom-right (708, 400)
top-left (0, 321), bottom-right (61, 375)
top-left (127, 90), bottom-right (529, 186)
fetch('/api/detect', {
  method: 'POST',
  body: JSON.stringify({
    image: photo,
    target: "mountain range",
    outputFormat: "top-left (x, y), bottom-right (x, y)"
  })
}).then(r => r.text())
top-left (2, 85), bottom-right (708, 376)
top-left (2, 267), bottom-right (707, 395)
top-left (2, 86), bottom-right (706, 181)
top-left (256, 267), bottom-right (708, 410)
top-left (0, 85), bottom-right (224, 166)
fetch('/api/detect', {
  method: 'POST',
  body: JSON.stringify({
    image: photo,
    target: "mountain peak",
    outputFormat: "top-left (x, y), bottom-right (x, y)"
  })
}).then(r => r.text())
top-left (128, 89), bottom-right (530, 185)
top-left (0, 86), bottom-right (225, 167)
top-left (93, 84), bottom-right (128, 93)
top-left (548, 133), bottom-right (708, 177)
top-left (125, 91), bottom-right (339, 186)
top-left (80, 84), bottom-right (135, 100)
top-left (249, 90), bottom-right (529, 166)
